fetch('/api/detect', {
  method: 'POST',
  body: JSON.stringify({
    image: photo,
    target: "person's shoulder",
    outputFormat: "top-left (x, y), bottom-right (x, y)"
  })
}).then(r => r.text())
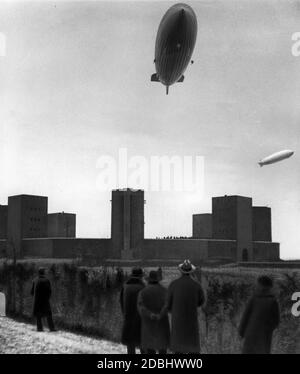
top-left (254, 290), bottom-right (275, 300)
top-left (189, 275), bottom-right (200, 283)
top-left (131, 279), bottom-right (145, 290)
top-left (247, 294), bottom-right (257, 304)
top-left (188, 276), bottom-right (203, 289)
top-left (158, 282), bottom-right (167, 290)
top-left (155, 283), bottom-right (167, 293)
top-left (139, 280), bottom-right (146, 288)
top-left (194, 277), bottom-right (203, 287)
top-left (139, 283), bottom-right (149, 292)
top-left (170, 276), bottom-right (189, 290)
top-left (169, 278), bottom-right (180, 287)
top-left (40, 276), bottom-right (50, 282)
top-left (268, 293), bottom-right (278, 302)
top-left (36, 277), bottom-right (51, 286)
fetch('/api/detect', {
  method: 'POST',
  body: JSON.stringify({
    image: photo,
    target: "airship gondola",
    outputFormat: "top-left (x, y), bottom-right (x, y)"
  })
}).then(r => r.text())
top-left (151, 3), bottom-right (198, 94)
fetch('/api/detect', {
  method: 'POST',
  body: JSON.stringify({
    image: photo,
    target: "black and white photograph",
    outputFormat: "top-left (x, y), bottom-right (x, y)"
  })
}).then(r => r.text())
top-left (0, 0), bottom-right (300, 363)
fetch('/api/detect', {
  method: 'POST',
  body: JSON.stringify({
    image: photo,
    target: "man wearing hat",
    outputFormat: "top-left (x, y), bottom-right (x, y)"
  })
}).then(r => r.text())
top-left (159, 260), bottom-right (205, 354)
top-left (120, 267), bottom-right (145, 354)
top-left (137, 270), bottom-right (170, 354)
top-left (31, 267), bottom-right (56, 332)
top-left (239, 275), bottom-right (280, 354)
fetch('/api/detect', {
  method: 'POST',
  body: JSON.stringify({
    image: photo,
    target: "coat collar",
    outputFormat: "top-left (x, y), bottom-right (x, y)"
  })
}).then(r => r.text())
top-left (126, 277), bottom-right (144, 285)
top-left (255, 287), bottom-right (274, 297)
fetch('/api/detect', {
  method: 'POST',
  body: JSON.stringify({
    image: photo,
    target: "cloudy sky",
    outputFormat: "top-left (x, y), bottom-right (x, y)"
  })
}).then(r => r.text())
top-left (0, 0), bottom-right (299, 258)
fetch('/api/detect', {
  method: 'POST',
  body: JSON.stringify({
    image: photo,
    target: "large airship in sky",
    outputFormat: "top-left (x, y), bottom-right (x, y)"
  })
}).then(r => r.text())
top-left (258, 150), bottom-right (294, 167)
top-left (151, 3), bottom-right (198, 94)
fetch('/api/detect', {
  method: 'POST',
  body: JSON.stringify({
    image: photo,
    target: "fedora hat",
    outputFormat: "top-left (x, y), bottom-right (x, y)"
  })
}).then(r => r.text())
top-left (38, 267), bottom-right (46, 276)
top-left (131, 267), bottom-right (144, 278)
top-left (147, 270), bottom-right (159, 283)
top-left (178, 259), bottom-right (196, 274)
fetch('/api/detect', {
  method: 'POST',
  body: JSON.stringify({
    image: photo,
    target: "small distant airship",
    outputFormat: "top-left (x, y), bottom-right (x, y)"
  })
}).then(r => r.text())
top-left (151, 3), bottom-right (198, 95)
top-left (258, 150), bottom-right (294, 167)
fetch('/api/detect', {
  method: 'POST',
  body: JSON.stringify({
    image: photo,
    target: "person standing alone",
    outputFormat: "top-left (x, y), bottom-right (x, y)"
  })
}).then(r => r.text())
top-left (31, 267), bottom-right (56, 332)
top-left (239, 275), bottom-right (280, 354)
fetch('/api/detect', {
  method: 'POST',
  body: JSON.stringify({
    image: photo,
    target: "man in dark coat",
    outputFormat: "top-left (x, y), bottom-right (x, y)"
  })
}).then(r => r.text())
top-left (160, 260), bottom-right (205, 354)
top-left (137, 270), bottom-right (170, 354)
top-left (120, 267), bottom-right (145, 354)
top-left (239, 275), bottom-right (280, 354)
top-left (31, 267), bottom-right (55, 332)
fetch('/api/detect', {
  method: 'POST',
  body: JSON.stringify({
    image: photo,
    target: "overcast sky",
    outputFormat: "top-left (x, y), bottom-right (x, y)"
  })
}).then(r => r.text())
top-left (0, 0), bottom-right (299, 259)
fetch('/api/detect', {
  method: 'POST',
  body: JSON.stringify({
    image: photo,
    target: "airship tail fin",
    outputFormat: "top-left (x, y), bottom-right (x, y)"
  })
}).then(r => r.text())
top-left (258, 162), bottom-right (263, 167)
top-left (151, 73), bottom-right (159, 82)
top-left (166, 86), bottom-right (169, 95)
top-left (177, 75), bottom-right (184, 82)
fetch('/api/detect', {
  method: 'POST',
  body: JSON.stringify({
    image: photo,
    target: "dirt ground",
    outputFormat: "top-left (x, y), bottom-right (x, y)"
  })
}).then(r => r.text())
top-left (0, 317), bottom-right (125, 354)
top-left (0, 316), bottom-right (299, 354)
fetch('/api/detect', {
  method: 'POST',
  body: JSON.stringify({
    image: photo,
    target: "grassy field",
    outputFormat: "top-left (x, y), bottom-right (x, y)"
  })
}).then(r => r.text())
top-left (0, 259), bottom-right (299, 353)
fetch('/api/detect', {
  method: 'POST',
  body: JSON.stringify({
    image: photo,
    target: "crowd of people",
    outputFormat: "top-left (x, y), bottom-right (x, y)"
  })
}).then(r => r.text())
top-left (31, 260), bottom-right (280, 354)
top-left (119, 259), bottom-right (280, 354)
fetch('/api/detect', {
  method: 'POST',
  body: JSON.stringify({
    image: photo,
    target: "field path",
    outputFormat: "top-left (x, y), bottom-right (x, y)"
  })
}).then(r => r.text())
top-left (0, 317), bottom-right (125, 354)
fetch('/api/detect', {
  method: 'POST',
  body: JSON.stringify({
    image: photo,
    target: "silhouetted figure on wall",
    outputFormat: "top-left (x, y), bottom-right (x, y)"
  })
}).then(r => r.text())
top-left (120, 267), bottom-right (145, 354)
top-left (160, 259), bottom-right (205, 354)
top-left (31, 267), bottom-right (56, 332)
top-left (138, 270), bottom-right (170, 354)
top-left (239, 275), bottom-right (280, 354)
